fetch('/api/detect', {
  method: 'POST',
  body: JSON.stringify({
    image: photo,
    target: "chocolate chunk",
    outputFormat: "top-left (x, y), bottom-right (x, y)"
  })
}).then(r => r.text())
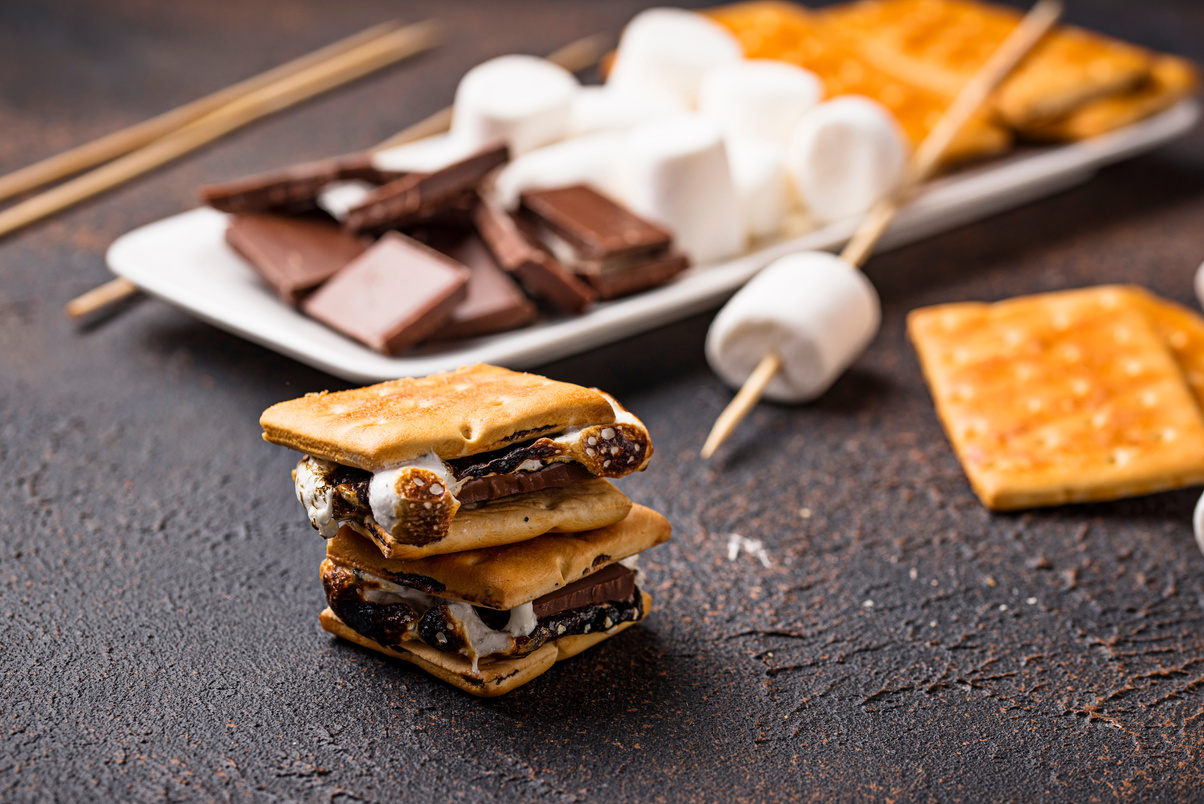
top-left (344, 145), bottom-right (509, 233)
top-left (532, 563), bottom-right (635, 619)
top-left (473, 193), bottom-right (596, 315)
top-left (578, 250), bottom-right (690, 300)
top-left (200, 153), bottom-right (403, 214)
top-left (424, 231), bottom-right (537, 340)
top-left (225, 213), bottom-right (370, 304)
top-left (456, 462), bottom-right (594, 504)
top-left (300, 232), bottom-right (469, 354)
top-left (520, 185), bottom-right (672, 260)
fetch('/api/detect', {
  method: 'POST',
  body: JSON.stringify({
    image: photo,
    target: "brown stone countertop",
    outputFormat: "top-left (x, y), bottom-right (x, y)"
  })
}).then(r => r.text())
top-left (2, 0), bottom-right (1203, 800)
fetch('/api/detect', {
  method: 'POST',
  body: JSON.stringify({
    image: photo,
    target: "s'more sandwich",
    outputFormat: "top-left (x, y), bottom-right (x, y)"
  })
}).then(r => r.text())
top-left (260, 364), bottom-right (654, 559)
top-left (260, 364), bottom-right (671, 695)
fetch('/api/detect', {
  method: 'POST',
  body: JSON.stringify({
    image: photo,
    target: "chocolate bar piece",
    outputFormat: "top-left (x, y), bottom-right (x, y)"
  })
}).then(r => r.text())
top-left (200, 153), bottom-right (403, 214)
top-left (225, 213), bottom-right (369, 305)
top-left (531, 562), bottom-right (636, 619)
top-left (520, 185), bottom-right (672, 260)
top-left (300, 232), bottom-right (469, 354)
top-left (343, 145), bottom-right (509, 233)
top-left (473, 193), bottom-right (596, 315)
top-left (457, 462), bottom-right (594, 504)
top-left (428, 231), bottom-right (537, 340)
top-left (519, 184), bottom-right (691, 301)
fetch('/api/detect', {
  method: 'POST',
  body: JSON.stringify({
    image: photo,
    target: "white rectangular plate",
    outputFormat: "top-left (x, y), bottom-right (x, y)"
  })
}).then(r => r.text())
top-left (108, 101), bottom-right (1199, 383)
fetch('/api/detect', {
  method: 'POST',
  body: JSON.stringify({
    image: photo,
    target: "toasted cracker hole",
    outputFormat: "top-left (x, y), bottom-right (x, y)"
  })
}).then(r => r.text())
top-left (1015, 364), bottom-right (1034, 380)
top-left (1061, 345), bottom-right (1082, 362)
top-left (1071, 379), bottom-right (1089, 397)
top-left (1124, 360), bottom-right (1143, 376)
top-left (1111, 448), bottom-right (1134, 467)
top-left (1163, 428), bottom-right (1178, 442)
top-left (1092, 412), bottom-right (1109, 429)
top-left (1114, 327), bottom-right (1132, 344)
top-left (1026, 398), bottom-right (1044, 412)
top-left (460, 424), bottom-right (474, 439)
top-left (1169, 331), bottom-right (1188, 349)
top-left (1142, 391), bottom-right (1158, 407)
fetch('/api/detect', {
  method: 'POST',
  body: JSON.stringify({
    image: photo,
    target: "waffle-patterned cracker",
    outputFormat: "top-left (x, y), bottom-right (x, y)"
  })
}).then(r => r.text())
top-left (821, 0), bottom-right (1155, 128)
top-left (706, 1), bottom-right (1011, 164)
top-left (908, 286), bottom-right (1204, 510)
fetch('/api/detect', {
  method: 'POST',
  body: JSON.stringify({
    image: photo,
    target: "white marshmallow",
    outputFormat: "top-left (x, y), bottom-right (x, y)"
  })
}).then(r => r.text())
top-left (726, 136), bottom-right (790, 241)
top-left (371, 133), bottom-right (480, 174)
top-left (316, 180), bottom-right (374, 222)
top-left (706, 252), bottom-right (880, 403)
top-left (620, 115), bottom-right (744, 264)
top-left (492, 133), bottom-right (626, 211)
top-left (607, 8), bottom-right (744, 109)
top-left (787, 96), bottom-right (908, 223)
top-left (699, 60), bottom-right (823, 146)
top-left (569, 86), bottom-right (688, 137)
top-left (1194, 491), bottom-right (1204, 561)
top-left (1195, 258), bottom-right (1204, 312)
top-left (452, 55), bottom-right (579, 156)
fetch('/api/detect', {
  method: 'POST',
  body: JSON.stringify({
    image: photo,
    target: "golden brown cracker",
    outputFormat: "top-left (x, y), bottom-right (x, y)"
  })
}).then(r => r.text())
top-left (328, 504), bottom-right (671, 610)
top-left (260, 364), bottom-right (617, 469)
top-left (908, 285), bottom-right (1204, 510)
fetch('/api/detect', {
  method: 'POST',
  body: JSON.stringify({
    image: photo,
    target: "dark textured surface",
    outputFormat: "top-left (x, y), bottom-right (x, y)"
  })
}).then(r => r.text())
top-left (3, 1), bottom-right (1204, 801)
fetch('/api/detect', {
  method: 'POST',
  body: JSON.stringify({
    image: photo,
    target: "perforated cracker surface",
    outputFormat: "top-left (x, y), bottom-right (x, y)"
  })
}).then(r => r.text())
top-left (908, 286), bottom-right (1204, 510)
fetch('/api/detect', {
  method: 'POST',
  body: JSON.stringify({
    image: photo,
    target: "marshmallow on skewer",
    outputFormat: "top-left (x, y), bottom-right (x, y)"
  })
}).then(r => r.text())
top-left (569, 86), bottom-right (688, 137)
top-left (726, 136), bottom-right (790, 241)
top-left (492, 133), bottom-right (626, 211)
top-left (607, 8), bottom-right (744, 109)
top-left (620, 115), bottom-right (745, 264)
top-left (706, 252), bottom-right (880, 403)
top-left (1195, 259), bottom-right (1204, 312)
top-left (452, 55), bottom-right (579, 156)
top-left (699, 60), bottom-right (823, 146)
top-left (316, 180), bottom-right (375, 223)
top-left (787, 96), bottom-right (908, 223)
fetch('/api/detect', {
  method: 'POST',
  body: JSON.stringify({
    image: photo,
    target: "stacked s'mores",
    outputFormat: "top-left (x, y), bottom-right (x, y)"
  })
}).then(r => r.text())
top-left (260, 364), bottom-right (670, 696)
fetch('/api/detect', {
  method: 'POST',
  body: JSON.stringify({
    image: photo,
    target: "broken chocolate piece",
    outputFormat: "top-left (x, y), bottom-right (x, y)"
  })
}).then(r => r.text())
top-left (344, 145), bottom-right (509, 233)
top-left (300, 232), bottom-right (469, 354)
top-left (473, 192), bottom-right (596, 314)
top-left (520, 185), bottom-right (672, 260)
top-left (225, 213), bottom-right (370, 305)
top-left (428, 231), bottom-right (537, 340)
top-left (578, 250), bottom-right (690, 300)
top-left (532, 563), bottom-right (636, 619)
top-left (456, 462), bottom-right (594, 504)
top-left (200, 153), bottom-right (404, 214)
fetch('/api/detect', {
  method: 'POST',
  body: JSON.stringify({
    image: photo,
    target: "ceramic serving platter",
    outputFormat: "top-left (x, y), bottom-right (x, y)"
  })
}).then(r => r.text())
top-left (107, 101), bottom-right (1200, 383)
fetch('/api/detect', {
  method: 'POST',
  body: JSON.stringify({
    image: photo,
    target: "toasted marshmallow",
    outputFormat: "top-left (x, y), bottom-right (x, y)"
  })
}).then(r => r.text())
top-left (726, 136), bottom-right (790, 241)
top-left (492, 133), bottom-right (627, 211)
top-left (316, 180), bottom-right (375, 223)
top-left (569, 86), bottom-right (689, 137)
top-left (452, 55), bottom-right (579, 156)
top-left (699, 60), bottom-right (823, 146)
top-left (607, 8), bottom-right (744, 109)
top-left (787, 96), bottom-right (908, 223)
top-left (619, 115), bottom-right (744, 264)
top-left (1194, 491), bottom-right (1204, 560)
top-left (706, 252), bottom-right (880, 403)
top-left (371, 133), bottom-right (481, 174)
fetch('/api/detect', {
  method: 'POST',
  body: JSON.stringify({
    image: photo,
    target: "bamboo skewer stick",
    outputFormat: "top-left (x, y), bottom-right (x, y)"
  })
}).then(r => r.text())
top-left (11, 20), bottom-right (439, 246)
top-left (700, 0), bottom-right (1063, 460)
top-left (0, 21), bottom-right (404, 206)
top-left (370, 32), bottom-right (612, 151)
top-left (67, 30), bottom-right (609, 321)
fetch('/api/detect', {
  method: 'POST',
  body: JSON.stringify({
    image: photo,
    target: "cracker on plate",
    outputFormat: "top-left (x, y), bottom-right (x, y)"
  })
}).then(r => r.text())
top-left (908, 285), bottom-right (1204, 510)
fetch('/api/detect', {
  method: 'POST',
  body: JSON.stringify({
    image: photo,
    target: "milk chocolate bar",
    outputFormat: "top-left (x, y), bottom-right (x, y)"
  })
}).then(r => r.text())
top-left (225, 213), bottom-right (369, 304)
top-left (200, 153), bottom-right (403, 214)
top-left (472, 193), bottom-right (596, 314)
top-left (300, 232), bottom-right (469, 354)
top-left (531, 562), bottom-right (636, 618)
top-left (428, 231), bottom-right (537, 340)
top-left (344, 145), bottom-right (509, 233)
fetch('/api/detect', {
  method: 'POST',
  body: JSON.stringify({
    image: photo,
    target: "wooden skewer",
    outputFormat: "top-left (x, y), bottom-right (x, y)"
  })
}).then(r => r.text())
top-left (700, 0), bottom-right (1063, 460)
top-left (66, 30), bottom-right (607, 321)
top-left (370, 32), bottom-right (612, 151)
top-left (0, 21), bottom-right (403, 206)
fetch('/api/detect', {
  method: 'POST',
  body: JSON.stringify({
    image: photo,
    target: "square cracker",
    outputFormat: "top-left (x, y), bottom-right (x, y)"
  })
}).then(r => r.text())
top-left (260, 364), bottom-right (616, 469)
top-left (821, 0), bottom-right (1154, 127)
top-left (908, 286), bottom-right (1204, 510)
top-left (706, 1), bottom-right (1011, 164)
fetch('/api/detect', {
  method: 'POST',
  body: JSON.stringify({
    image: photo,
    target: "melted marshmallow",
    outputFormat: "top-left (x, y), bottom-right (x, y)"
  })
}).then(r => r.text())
top-left (295, 457), bottom-right (338, 537)
top-left (367, 451), bottom-right (460, 534)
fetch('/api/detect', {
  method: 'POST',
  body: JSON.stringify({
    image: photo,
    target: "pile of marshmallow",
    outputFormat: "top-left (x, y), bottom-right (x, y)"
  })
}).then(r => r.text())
top-left (362, 7), bottom-right (910, 266)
